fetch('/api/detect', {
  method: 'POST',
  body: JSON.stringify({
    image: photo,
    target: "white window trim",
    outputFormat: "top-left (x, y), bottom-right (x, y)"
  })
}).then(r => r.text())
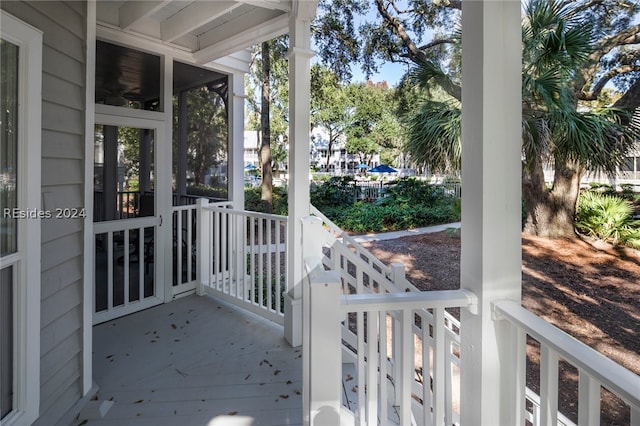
top-left (1, 10), bottom-right (42, 426)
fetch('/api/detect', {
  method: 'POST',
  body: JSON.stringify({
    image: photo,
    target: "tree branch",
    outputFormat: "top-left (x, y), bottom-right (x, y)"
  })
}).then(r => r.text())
top-left (613, 78), bottom-right (640, 112)
top-left (375, 0), bottom-right (461, 100)
top-left (593, 24), bottom-right (640, 57)
top-left (577, 23), bottom-right (640, 97)
top-left (416, 38), bottom-right (457, 51)
top-left (433, 0), bottom-right (461, 10)
top-left (581, 65), bottom-right (640, 100)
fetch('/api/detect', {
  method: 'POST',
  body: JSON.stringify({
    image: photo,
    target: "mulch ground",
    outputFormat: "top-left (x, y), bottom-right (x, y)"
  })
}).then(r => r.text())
top-left (361, 230), bottom-right (640, 425)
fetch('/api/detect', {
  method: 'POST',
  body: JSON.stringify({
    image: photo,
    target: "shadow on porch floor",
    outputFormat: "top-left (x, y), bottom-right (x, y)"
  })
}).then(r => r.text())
top-left (88, 295), bottom-right (303, 426)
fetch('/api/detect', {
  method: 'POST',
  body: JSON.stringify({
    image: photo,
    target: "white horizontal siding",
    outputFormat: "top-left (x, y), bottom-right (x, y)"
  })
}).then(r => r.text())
top-left (40, 306), bottom-right (82, 356)
top-left (42, 218), bottom-right (83, 244)
top-left (43, 45), bottom-right (84, 86)
top-left (36, 351), bottom-right (82, 424)
top-left (1, 1), bottom-right (88, 423)
top-left (42, 72), bottom-right (85, 111)
top-left (42, 158), bottom-right (84, 185)
top-left (41, 232), bottom-right (83, 272)
top-left (41, 257), bottom-right (83, 300)
top-left (42, 102), bottom-right (85, 135)
top-left (41, 130), bottom-right (84, 159)
top-left (41, 278), bottom-right (83, 328)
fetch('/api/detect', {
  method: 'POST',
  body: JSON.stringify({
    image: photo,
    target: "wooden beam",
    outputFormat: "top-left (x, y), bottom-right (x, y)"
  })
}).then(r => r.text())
top-left (234, 0), bottom-right (291, 12)
top-left (194, 10), bottom-right (287, 64)
top-left (119, 0), bottom-right (169, 30)
top-left (160, 1), bottom-right (240, 43)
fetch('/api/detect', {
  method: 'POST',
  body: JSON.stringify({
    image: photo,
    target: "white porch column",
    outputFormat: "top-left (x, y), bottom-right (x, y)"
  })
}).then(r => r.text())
top-left (229, 71), bottom-right (246, 210)
top-left (284, 2), bottom-right (316, 347)
top-left (459, 1), bottom-right (522, 425)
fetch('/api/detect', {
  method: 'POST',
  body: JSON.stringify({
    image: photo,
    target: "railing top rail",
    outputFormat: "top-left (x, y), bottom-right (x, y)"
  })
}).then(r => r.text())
top-left (172, 204), bottom-right (198, 212)
top-left (494, 300), bottom-right (640, 409)
top-left (204, 204), bottom-right (288, 222)
top-left (341, 288), bottom-right (478, 314)
top-left (93, 216), bottom-right (158, 233)
top-left (310, 204), bottom-right (419, 292)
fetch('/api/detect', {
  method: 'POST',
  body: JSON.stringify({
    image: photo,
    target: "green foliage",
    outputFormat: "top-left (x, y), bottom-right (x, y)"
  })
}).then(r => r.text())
top-left (321, 201), bottom-right (459, 233)
top-left (186, 185), bottom-right (228, 200)
top-left (244, 187), bottom-right (288, 216)
top-left (379, 178), bottom-right (447, 207)
top-left (310, 176), bottom-right (358, 208)
top-left (312, 178), bottom-right (461, 232)
top-left (345, 82), bottom-right (395, 164)
top-left (575, 190), bottom-right (640, 249)
top-left (172, 85), bottom-right (227, 186)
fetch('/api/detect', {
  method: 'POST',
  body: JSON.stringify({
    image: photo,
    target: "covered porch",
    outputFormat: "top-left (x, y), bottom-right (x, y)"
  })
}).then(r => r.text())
top-left (84, 1), bottom-right (640, 426)
top-left (91, 294), bottom-right (302, 426)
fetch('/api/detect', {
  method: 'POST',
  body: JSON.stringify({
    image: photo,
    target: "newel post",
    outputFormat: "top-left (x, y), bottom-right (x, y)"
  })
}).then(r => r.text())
top-left (301, 217), bottom-right (342, 426)
top-left (196, 198), bottom-right (211, 296)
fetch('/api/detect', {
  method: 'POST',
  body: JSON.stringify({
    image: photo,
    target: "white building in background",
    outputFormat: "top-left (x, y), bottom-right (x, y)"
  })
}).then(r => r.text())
top-left (243, 130), bottom-right (261, 168)
top-left (244, 127), bottom-right (381, 175)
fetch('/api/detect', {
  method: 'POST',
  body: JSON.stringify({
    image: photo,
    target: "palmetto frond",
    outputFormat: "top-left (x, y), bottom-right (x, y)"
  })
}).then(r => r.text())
top-left (406, 58), bottom-right (458, 97)
top-left (549, 107), bottom-right (638, 173)
top-left (405, 100), bottom-right (461, 173)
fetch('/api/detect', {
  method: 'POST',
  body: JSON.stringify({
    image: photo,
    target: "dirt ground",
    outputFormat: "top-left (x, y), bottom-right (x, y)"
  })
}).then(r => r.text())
top-left (361, 230), bottom-right (640, 425)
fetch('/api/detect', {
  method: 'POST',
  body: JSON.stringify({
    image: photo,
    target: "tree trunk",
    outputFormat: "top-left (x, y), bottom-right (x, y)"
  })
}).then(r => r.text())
top-left (523, 158), bottom-right (582, 238)
top-left (260, 41), bottom-right (273, 213)
top-left (326, 128), bottom-right (334, 170)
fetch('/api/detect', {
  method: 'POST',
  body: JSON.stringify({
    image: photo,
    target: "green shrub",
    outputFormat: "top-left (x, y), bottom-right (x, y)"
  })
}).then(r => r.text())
top-left (244, 187), bottom-right (288, 215)
top-left (380, 178), bottom-right (448, 207)
top-left (575, 190), bottom-right (640, 249)
top-left (310, 176), bottom-right (358, 209)
top-left (320, 201), bottom-right (460, 233)
top-left (187, 184), bottom-right (228, 200)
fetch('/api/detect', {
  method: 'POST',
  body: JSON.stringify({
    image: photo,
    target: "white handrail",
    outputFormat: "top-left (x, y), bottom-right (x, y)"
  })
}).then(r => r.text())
top-left (341, 289), bottom-right (478, 313)
top-left (494, 301), bottom-right (640, 416)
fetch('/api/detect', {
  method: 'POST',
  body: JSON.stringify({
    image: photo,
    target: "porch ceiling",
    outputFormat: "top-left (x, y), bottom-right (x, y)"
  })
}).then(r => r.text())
top-left (96, 0), bottom-right (292, 63)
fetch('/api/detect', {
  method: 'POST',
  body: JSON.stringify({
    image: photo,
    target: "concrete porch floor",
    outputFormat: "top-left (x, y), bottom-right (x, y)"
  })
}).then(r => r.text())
top-left (86, 294), bottom-right (303, 426)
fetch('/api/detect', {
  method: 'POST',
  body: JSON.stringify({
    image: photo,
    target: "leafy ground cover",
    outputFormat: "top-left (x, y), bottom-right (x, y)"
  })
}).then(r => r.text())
top-left (362, 231), bottom-right (640, 425)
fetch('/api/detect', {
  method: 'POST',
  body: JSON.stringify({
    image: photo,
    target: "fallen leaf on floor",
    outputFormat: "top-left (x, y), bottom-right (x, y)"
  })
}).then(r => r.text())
top-left (228, 411), bottom-right (238, 416)
top-left (274, 369), bottom-right (281, 375)
top-left (171, 324), bottom-right (177, 329)
top-left (286, 380), bottom-right (292, 384)
top-left (134, 400), bottom-right (143, 404)
top-left (280, 394), bottom-right (289, 399)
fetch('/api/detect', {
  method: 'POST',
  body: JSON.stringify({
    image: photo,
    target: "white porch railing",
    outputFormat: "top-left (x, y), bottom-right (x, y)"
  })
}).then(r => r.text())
top-left (303, 211), bottom-right (640, 426)
top-left (196, 199), bottom-right (288, 324)
top-left (494, 301), bottom-right (640, 426)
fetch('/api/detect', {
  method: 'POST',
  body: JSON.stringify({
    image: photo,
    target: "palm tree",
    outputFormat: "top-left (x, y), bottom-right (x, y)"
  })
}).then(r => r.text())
top-left (403, 0), bottom-right (639, 237)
